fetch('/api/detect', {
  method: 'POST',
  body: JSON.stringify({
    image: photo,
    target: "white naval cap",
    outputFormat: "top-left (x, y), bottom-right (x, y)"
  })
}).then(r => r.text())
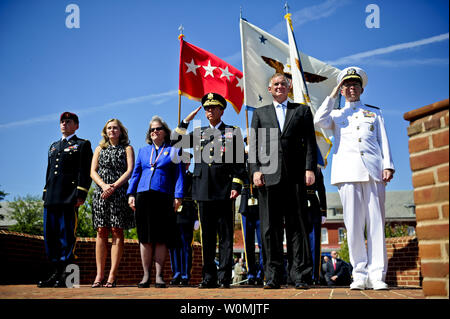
top-left (337, 66), bottom-right (368, 88)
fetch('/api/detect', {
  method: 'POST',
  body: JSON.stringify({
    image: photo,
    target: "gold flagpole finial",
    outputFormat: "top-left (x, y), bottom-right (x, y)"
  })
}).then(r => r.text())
top-left (178, 24), bottom-right (184, 40)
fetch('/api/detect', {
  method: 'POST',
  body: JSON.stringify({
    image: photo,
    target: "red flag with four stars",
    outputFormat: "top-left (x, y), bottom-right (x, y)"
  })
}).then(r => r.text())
top-left (179, 36), bottom-right (244, 114)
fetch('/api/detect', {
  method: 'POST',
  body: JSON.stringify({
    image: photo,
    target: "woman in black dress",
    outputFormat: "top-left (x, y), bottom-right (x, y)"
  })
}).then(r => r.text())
top-left (90, 119), bottom-right (135, 287)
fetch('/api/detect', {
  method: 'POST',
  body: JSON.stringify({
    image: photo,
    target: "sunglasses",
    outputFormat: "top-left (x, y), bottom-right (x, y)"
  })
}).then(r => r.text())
top-left (150, 127), bottom-right (164, 132)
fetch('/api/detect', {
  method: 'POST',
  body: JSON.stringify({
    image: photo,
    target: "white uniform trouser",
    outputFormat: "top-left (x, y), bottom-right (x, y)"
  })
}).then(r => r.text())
top-left (337, 177), bottom-right (387, 284)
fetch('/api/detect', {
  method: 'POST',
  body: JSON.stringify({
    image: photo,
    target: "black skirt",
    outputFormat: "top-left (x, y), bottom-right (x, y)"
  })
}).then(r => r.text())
top-left (135, 190), bottom-right (179, 248)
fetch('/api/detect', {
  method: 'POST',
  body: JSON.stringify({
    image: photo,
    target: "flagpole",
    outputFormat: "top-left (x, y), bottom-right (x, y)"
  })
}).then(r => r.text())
top-left (178, 25), bottom-right (184, 125)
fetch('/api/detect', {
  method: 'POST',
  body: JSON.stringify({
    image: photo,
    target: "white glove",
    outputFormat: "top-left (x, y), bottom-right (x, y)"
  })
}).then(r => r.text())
top-left (194, 220), bottom-right (200, 230)
top-left (321, 216), bottom-right (327, 224)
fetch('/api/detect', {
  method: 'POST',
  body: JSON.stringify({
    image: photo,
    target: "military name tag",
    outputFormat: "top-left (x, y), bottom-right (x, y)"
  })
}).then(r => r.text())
top-left (248, 197), bottom-right (258, 206)
top-left (177, 205), bottom-right (183, 213)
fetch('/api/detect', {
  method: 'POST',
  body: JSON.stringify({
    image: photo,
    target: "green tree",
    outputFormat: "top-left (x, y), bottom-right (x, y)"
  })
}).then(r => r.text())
top-left (0, 186), bottom-right (7, 221)
top-left (77, 186), bottom-right (97, 238)
top-left (7, 195), bottom-right (44, 235)
top-left (385, 223), bottom-right (409, 238)
top-left (338, 230), bottom-right (350, 263)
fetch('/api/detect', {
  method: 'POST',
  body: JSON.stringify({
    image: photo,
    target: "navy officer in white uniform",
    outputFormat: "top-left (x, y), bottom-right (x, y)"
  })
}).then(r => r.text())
top-left (314, 67), bottom-right (394, 290)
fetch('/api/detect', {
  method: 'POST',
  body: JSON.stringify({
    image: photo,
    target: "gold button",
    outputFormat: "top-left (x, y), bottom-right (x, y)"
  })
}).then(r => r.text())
top-left (208, 163), bottom-right (212, 167)
top-left (54, 171), bottom-right (58, 174)
top-left (358, 138), bottom-right (361, 142)
top-left (56, 159), bottom-right (59, 161)
top-left (360, 151), bottom-right (364, 156)
top-left (357, 126), bottom-right (360, 130)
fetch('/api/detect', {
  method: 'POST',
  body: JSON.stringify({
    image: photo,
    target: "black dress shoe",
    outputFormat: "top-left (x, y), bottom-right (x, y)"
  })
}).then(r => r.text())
top-left (37, 273), bottom-right (59, 288)
top-left (138, 279), bottom-right (151, 288)
top-left (180, 278), bottom-right (189, 286)
top-left (170, 277), bottom-right (181, 285)
top-left (155, 282), bottom-right (167, 288)
top-left (295, 281), bottom-right (309, 289)
top-left (198, 280), bottom-right (218, 289)
top-left (263, 281), bottom-right (280, 289)
top-left (219, 282), bottom-right (230, 289)
top-left (247, 278), bottom-right (256, 285)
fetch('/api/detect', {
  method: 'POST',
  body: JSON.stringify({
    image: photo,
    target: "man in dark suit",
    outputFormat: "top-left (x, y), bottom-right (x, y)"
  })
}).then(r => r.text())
top-left (324, 250), bottom-right (352, 286)
top-left (249, 73), bottom-right (317, 289)
top-left (38, 112), bottom-right (93, 288)
top-left (173, 93), bottom-right (246, 288)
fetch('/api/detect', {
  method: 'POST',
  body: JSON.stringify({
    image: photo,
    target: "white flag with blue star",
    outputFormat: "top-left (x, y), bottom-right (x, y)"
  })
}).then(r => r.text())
top-left (239, 18), bottom-right (340, 167)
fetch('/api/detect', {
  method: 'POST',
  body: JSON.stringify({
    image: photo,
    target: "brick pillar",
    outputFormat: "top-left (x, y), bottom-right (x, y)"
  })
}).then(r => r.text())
top-left (404, 99), bottom-right (449, 298)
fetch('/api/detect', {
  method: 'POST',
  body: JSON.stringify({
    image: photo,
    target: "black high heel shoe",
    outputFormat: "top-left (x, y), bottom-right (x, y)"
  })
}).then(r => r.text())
top-left (103, 280), bottom-right (117, 288)
top-left (91, 278), bottom-right (105, 288)
top-left (155, 282), bottom-right (167, 288)
top-left (138, 279), bottom-right (151, 288)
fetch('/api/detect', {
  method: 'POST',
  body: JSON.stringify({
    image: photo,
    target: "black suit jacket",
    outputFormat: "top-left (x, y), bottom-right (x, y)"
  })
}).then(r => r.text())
top-left (172, 121), bottom-right (246, 201)
top-left (249, 101), bottom-right (317, 187)
top-left (43, 135), bottom-right (93, 206)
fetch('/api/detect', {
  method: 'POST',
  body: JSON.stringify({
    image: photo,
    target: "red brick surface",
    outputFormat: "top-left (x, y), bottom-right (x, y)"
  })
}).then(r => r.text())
top-left (0, 231), bottom-right (422, 288)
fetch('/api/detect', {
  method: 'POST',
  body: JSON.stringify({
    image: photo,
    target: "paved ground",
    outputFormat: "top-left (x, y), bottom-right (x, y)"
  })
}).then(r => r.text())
top-left (2, 285), bottom-right (440, 317)
top-left (0, 284), bottom-right (424, 299)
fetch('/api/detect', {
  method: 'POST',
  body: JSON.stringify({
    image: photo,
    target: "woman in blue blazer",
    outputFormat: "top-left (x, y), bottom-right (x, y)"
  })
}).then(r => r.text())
top-left (127, 116), bottom-right (184, 288)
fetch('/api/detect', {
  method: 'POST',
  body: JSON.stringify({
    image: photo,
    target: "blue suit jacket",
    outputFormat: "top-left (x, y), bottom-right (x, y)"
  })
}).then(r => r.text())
top-left (127, 143), bottom-right (184, 198)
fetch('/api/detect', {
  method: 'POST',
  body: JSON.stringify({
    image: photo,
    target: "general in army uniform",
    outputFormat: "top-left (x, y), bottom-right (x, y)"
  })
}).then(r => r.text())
top-left (314, 67), bottom-right (395, 290)
top-left (38, 112), bottom-right (93, 288)
top-left (173, 92), bottom-right (246, 288)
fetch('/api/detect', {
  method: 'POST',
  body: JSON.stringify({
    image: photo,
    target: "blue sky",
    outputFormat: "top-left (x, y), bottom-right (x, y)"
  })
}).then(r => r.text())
top-left (0, 0), bottom-right (448, 201)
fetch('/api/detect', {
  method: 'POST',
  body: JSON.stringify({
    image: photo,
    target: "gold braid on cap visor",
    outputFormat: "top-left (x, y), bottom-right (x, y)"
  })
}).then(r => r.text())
top-left (203, 99), bottom-right (224, 108)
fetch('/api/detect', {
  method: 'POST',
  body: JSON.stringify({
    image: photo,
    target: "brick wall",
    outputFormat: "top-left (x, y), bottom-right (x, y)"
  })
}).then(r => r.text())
top-left (385, 236), bottom-right (421, 287)
top-left (0, 230), bottom-right (421, 287)
top-left (0, 230), bottom-right (203, 286)
top-left (404, 99), bottom-right (449, 298)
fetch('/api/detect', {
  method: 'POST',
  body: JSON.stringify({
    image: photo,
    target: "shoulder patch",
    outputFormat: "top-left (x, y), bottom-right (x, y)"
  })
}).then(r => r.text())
top-left (365, 104), bottom-right (380, 110)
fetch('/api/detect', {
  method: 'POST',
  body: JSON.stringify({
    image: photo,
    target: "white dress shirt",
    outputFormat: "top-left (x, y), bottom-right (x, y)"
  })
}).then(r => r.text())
top-left (273, 100), bottom-right (287, 131)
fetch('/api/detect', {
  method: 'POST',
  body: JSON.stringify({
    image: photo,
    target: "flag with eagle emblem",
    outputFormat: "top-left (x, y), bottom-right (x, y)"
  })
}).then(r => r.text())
top-left (179, 36), bottom-right (244, 114)
top-left (239, 18), bottom-right (339, 167)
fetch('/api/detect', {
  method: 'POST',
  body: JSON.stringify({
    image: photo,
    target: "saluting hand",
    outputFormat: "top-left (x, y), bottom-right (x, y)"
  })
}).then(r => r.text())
top-left (330, 79), bottom-right (345, 99)
top-left (184, 106), bottom-right (202, 123)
